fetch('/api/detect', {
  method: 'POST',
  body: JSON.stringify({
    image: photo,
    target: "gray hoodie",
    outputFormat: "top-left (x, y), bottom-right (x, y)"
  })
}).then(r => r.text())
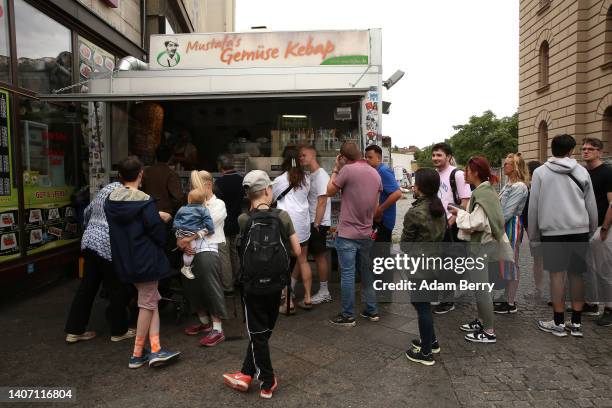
top-left (528, 157), bottom-right (598, 242)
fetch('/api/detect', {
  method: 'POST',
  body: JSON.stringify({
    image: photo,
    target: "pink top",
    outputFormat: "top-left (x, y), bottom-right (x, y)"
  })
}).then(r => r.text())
top-left (438, 165), bottom-right (472, 219)
top-left (333, 160), bottom-right (382, 240)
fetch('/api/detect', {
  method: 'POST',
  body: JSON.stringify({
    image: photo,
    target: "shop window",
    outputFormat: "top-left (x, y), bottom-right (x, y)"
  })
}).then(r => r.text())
top-left (0, 0), bottom-right (10, 83)
top-left (539, 41), bottom-right (550, 89)
top-left (0, 89), bottom-right (19, 262)
top-left (603, 106), bottom-right (612, 155)
top-left (19, 99), bottom-right (86, 255)
top-left (538, 120), bottom-right (548, 161)
top-left (14, 0), bottom-right (72, 94)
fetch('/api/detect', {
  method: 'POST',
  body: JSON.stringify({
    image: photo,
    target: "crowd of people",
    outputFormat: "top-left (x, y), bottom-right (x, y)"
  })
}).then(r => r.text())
top-left (62, 134), bottom-right (611, 397)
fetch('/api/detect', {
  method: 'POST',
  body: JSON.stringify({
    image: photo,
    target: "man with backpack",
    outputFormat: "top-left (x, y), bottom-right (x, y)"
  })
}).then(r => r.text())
top-left (222, 170), bottom-right (301, 399)
top-left (431, 142), bottom-right (472, 314)
top-left (530, 134), bottom-right (598, 337)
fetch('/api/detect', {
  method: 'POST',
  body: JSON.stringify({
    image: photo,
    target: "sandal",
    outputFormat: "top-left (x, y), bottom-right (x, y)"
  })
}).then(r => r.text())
top-left (279, 303), bottom-right (296, 315)
top-left (297, 300), bottom-right (313, 310)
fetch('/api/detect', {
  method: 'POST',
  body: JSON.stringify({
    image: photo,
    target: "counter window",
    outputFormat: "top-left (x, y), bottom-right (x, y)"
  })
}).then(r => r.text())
top-left (109, 97), bottom-right (361, 177)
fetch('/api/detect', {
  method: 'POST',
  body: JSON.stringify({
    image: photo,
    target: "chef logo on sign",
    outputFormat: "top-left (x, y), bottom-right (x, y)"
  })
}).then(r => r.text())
top-left (157, 39), bottom-right (181, 68)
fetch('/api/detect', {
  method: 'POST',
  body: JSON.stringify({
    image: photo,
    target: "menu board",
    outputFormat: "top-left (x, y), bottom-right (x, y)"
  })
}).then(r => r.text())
top-left (0, 90), bottom-right (10, 197)
top-left (0, 88), bottom-right (19, 261)
top-left (78, 37), bottom-right (115, 93)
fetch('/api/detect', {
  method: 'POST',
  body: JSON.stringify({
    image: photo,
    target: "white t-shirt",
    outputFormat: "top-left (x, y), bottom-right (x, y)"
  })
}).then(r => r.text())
top-left (273, 172), bottom-right (311, 243)
top-left (307, 168), bottom-right (332, 227)
top-left (438, 165), bottom-right (472, 219)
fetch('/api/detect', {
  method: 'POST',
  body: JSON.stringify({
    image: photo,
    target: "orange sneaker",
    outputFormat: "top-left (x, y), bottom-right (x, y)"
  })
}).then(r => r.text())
top-left (223, 372), bottom-right (252, 392)
top-left (260, 377), bottom-right (278, 399)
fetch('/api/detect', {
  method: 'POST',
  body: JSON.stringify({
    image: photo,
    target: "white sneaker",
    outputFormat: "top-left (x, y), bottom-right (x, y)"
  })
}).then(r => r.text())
top-left (111, 328), bottom-right (137, 342)
top-left (311, 291), bottom-right (332, 304)
top-left (181, 265), bottom-right (195, 279)
top-left (537, 320), bottom-right (567, 337)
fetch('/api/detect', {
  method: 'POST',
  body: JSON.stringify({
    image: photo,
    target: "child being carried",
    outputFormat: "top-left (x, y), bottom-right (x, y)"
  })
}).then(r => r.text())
top-left (173, 190), bottom-right (215, 279)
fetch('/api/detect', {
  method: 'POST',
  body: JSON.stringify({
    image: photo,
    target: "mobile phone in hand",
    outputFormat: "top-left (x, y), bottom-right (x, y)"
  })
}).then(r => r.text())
top-left (447, 203), bottom-right (461, 210)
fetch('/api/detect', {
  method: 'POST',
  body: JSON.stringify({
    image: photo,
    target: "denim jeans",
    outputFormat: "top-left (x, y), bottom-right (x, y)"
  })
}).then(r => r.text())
top-left (336, 236), bottom-right (377, 318)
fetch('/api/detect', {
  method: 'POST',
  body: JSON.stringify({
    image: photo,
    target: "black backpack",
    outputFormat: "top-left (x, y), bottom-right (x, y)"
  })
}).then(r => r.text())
top-left (239, 208), bottom-right (290, 295)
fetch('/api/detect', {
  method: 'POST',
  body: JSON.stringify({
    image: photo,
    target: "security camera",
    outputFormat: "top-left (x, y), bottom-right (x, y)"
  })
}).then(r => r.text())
top-left (383, 70), bottom-right (405, 90)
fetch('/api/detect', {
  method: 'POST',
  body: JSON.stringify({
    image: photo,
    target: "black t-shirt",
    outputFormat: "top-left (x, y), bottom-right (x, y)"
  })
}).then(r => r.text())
top-left (215, 171), bottom-right (245, 236)
top-left (587, 163), bottom-right (612, 226)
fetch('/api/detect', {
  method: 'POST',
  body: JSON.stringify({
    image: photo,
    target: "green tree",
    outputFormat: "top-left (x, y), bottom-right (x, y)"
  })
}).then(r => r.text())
top-left (414, 144), bottom-right (435, 168)
top-left (450, 111), bottom-right (518, 167)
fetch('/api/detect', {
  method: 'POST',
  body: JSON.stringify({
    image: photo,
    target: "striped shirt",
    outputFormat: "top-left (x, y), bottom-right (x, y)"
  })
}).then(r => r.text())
top-left (81, 182), bottom-right (122, 261)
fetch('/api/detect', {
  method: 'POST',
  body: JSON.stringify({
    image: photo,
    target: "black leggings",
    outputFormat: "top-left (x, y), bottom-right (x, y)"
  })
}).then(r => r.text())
top-left (411, 302), bottom-right (437, 355)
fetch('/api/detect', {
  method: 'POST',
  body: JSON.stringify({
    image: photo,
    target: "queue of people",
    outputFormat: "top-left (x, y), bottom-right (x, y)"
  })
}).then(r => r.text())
top-left (62, 134), bottom-right (610, 396)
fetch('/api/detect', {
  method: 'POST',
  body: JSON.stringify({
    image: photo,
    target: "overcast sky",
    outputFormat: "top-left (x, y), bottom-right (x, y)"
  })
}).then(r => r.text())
top-left (236, 0), bottom-right (519, 149)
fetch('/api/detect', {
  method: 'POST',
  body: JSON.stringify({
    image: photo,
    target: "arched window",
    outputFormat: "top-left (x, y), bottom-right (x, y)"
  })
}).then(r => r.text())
top-left (538, 121), bottom-right (548, 161)
top-left (603, 106), bottom-right (612, 155)
top-left (606, 7), bottom-right (612, 63)
top-left (539, 41), bottom-right (550, 88)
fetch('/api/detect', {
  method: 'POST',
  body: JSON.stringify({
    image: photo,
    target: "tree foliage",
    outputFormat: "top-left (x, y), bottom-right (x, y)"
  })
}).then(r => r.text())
top-left (415, 111), bottom-right (518, 168)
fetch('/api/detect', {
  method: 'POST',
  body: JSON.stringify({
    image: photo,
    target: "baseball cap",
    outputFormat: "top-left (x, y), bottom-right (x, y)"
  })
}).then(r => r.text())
top-left (243, 170), bottom-right (272, 193)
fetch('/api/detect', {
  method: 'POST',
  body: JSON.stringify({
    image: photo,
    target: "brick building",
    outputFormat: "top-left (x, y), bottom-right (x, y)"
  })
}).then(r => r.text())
top-left (519, 0), bottom-right (612, 160)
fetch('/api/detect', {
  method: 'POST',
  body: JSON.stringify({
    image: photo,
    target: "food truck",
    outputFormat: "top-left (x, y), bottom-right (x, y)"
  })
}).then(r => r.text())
top-left (38, 29), bottom-right (386, 246)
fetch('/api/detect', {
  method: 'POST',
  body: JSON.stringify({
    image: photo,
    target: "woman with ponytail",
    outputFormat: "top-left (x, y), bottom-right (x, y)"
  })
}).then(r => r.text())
top-left (494, 153), bottom-right (529, 314)
top-left (272, 146), bottom-right (313, 312)
top-left (401, 168), bottom-right (447, 366)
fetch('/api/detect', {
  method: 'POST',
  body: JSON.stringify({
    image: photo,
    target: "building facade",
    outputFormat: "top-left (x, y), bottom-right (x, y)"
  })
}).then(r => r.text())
top-left (519, 0), bottom-right (612, 160)
top-left (0, 0), bottom-right (234, 296)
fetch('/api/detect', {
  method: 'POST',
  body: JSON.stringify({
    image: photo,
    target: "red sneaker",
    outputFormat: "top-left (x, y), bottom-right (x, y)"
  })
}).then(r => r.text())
top-left (223, 372), bottom-right (252, 392)
top-left (260, 377), bottom-right (278, 399)
top-left (200, 330), bottom-right (225, 347)
top-left (184, 323), bottom-right (212, 336)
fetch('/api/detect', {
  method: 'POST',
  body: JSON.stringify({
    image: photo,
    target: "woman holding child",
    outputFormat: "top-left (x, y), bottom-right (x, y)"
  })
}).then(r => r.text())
top-left (177, 170), bottom-right (229, 347)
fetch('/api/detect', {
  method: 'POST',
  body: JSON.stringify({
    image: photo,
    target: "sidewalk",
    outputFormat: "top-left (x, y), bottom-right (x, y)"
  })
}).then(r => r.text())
top-left (0, 276), bottom-right (610, 408)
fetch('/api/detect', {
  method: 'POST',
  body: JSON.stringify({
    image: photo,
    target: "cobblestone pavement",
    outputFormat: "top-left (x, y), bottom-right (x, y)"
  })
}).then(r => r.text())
top-left (0, 194), bottom-right (610, 407)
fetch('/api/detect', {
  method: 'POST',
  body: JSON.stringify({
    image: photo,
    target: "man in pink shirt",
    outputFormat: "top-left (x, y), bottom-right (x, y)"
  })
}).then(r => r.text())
top-left (327, 141), bottom-right (382, 326)
top-left (431, 142), bottom-right (472, 314)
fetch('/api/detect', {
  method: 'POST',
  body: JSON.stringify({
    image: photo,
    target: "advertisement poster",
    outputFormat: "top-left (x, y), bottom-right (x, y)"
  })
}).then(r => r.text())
top-left (363, 88), bottom-right (381, 149)
top-left (0, 88), bottom-right (19, 262)
top-left (24, 185), bottom-right (78, 255)
top-left (78, 37), bottom-right (115, 93)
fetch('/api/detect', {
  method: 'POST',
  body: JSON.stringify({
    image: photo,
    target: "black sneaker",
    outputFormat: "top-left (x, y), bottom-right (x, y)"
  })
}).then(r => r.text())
top-left (464, 329), bottom-right (497, 343)
top-left (411, 338), bottom-right (441, 354)
top-left (564, 322), bottom-right (584, 337)
top-left (582, 303), bottom-right (600, 316)
top-left (494, 302), bottom-right (518, 314)
top-left (360, 310), bottom-right (380, 322)
top-left (596, 308), bottom-right (612, 327)
top-left (405, 348), bottom-right (435, 366)
top-left (329, 314), bottom-right (356, 327)
top-left (433, 302), bottom-right (455, 315)
top-left (460, 319), bottom-right (483, 332)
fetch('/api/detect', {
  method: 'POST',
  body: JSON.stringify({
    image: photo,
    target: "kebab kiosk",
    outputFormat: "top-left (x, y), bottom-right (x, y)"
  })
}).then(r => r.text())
top-left (41, 29), bottom-right (385, 245)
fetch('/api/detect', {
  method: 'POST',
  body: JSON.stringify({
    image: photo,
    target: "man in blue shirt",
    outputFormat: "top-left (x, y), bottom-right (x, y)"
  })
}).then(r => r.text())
top-left (365, 145), bottom-right (402, 242)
